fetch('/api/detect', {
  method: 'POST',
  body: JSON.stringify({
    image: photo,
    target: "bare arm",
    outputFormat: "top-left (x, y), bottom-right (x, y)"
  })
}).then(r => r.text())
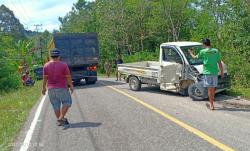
top-left (188, 49), bottom-right (197, 59)
top-left (42, 75), bottom-right (48, 95)
top-left (66, 75), bottom-right (74, 94)
top-left (218, 61), bottom-right (224, 78)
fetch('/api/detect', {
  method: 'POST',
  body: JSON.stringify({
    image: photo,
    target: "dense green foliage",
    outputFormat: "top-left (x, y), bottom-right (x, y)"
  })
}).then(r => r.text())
top-left (0, 34), bottom-right (20, 91)
top-left (0, 33), bottom-right (51, 91)
top-left (59, 0), bottom-right (250, 88)
top-left (0, 5), bottom-right (52, 91)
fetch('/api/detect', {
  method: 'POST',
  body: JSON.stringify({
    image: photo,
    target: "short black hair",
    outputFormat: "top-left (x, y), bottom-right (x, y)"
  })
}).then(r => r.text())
top-left (50, 48), bottom-right (60, 57)
top-left (51, 56), bottom-right (59, 59)
top-left (202, 38), bottom-right (211, 46)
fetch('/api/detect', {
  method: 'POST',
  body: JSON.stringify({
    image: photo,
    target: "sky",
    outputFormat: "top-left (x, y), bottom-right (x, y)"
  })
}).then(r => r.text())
top-left (0, 0), bottom-right (91, 32)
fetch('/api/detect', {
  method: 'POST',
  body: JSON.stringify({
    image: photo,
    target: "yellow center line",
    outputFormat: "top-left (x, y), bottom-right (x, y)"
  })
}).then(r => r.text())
top-left (100, 82), bottom-right (235, 151)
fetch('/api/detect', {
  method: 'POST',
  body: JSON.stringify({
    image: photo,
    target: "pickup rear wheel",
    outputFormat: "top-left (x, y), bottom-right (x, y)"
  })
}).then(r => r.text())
top-left (129, 77), bottom-right (141, 91)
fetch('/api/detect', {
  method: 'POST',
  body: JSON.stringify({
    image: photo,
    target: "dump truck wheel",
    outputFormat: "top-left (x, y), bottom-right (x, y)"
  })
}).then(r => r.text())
top-left (73, 80), bottom-right (82, 86)
top-left (129, 76), bottom-right (141, 91)
top-left (85, 78), bottom-right (96, 85)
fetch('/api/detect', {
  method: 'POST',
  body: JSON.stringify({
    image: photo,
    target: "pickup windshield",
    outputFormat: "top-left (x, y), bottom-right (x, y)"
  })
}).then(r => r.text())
top-left (180, 45), bottom-right (203, 65)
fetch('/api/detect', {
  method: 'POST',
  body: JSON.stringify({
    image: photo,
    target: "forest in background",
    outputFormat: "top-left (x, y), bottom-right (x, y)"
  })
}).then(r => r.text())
top-left (0, 0), bottom-right (249, 93)
top-left (59, 0), bottom-right (250, 89)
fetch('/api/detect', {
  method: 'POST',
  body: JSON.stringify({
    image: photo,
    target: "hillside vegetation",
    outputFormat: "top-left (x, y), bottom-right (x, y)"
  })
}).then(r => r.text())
top-left (0, 1), bottom-right (249, 95)
top-left (59, 0), bottom-right (250, 90)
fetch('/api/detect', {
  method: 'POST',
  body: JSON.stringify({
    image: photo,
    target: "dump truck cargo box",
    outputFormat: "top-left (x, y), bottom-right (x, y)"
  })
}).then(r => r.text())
top-left (49, 33), bottom-right (99, 67)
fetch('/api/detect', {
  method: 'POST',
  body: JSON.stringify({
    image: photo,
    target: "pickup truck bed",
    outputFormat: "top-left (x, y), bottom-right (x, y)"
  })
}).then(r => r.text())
top-left (118, 61), bottom-right (160, 80)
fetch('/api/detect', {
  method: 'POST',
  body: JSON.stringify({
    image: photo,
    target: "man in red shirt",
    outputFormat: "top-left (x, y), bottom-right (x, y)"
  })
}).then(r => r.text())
top-left (42, 48), bottom-right (74, 126)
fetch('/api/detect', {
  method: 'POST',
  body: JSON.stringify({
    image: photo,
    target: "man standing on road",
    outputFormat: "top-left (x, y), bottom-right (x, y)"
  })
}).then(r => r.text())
top-left (42, 48), bottom-right (74, 126)
top-left (104, 59), bottom-right (112, 78)
top-left (188, 38), bottom-right (224, 110)
top-left (115, 54), bottom-right (123, 81)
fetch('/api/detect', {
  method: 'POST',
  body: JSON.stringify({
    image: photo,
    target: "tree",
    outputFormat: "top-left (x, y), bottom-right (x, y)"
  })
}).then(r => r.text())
top-left (0, 5), bottom-right (25, 39)
top-left (0, 34), bottom-right (20, 90)
top-left (58, 0), bottom-right (250, 87)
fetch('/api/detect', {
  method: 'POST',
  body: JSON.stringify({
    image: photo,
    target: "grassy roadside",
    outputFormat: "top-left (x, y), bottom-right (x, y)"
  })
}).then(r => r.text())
top-left (226, 88), bottom-right (250, 100)
top-left (0, 81), bottom-right (42, 151)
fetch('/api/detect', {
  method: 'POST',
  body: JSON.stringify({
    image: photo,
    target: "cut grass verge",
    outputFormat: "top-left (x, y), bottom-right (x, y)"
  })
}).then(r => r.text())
top-left (0, 81), bottom-right (42, 151)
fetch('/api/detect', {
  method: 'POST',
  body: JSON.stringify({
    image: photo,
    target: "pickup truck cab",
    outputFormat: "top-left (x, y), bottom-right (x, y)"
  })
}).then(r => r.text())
top-left (118, 41), bottom-right (230, 100)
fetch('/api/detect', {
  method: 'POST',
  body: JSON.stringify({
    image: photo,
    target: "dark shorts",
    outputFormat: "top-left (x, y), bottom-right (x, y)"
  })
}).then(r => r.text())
top-left (48, 88), bottom-right (72, 111)
top-left (203, 75), bottom-right (218, 88)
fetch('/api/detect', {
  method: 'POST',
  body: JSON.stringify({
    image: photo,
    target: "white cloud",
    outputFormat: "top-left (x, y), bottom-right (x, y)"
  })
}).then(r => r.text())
top-left (1, 0), bottom-right (79, 32)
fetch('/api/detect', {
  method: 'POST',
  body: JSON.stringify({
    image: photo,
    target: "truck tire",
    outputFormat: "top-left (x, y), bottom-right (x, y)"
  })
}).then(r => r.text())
top-left (129, 77), bottom-right (141, 91)
top-left (73, 79), bottom-right (81, 86)
top-left (188, 83), bottom-right (207, 101)
top-left (85, 78), bottom-right (96, 85)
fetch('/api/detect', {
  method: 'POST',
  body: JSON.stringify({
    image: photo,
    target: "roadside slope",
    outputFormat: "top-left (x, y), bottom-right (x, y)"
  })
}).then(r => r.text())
top-left (0, 82), bottom-right (42, 151)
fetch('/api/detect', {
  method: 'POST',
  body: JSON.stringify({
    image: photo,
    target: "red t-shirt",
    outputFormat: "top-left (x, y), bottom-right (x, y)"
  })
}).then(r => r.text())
top-left (43, 61), bottom-right (70, 89)
top-left (22, 75), bottom-right (28, 81)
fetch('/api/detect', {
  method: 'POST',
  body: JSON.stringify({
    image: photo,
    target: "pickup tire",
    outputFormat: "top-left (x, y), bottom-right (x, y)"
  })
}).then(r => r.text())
top-left (129, 76), bottom-right (141, 91)
top-left (188, 82), bottom-right (207, 101)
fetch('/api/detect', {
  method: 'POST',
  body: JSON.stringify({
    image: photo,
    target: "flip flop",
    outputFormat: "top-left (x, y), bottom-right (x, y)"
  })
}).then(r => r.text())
top-left (205, 103), bottom-right (210, 109)
top-left (205, 103), bottom-right (214, 110)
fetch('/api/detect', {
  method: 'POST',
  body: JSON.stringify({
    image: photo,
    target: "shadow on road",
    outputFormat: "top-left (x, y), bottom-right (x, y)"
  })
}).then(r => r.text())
top-left (215, 101), bottom-right (250, 112)
top-left (74, 79), bottom-right (250, 112)
top-left (215, 107), bottom-right (250, 112)
top-left (133, 85), bottom-right (250, 112)
top-left (63, 122), bottom-right (102, 130)
top-left (74, 79), bottom-right (125, 90)
top-left (138, 86), bottom-right (186, 97)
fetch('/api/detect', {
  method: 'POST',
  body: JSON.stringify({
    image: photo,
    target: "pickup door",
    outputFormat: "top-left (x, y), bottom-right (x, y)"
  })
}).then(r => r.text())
top-left (159, 46), bottom-right (184, 90)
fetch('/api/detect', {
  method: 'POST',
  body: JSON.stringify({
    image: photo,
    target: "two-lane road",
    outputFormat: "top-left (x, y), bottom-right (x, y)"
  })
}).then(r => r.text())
top-left (13, 78), bottom-right (250, 151)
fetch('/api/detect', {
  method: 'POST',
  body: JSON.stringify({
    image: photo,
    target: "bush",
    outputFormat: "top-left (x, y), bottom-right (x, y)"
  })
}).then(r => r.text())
top-left (0, 60), bottom-right (20, 91)
top-left (123, 49), bottom-right (159, 63)
top-left (98, 49), bottom-right (159, 73)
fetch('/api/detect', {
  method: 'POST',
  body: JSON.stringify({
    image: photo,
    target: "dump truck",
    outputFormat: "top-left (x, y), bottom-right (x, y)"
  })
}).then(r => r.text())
top-left (118, 41), bottom-right (230, 100)
top-left (48, 33), bottom-right (99, 84)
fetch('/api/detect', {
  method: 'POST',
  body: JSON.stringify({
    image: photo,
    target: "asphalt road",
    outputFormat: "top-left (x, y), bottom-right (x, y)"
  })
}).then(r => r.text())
top-left (13, 78), bottom-right (250, 151)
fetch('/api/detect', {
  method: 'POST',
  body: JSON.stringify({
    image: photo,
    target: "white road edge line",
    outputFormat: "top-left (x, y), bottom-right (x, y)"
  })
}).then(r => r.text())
top-left (19, 94), bottom-right (47, 151)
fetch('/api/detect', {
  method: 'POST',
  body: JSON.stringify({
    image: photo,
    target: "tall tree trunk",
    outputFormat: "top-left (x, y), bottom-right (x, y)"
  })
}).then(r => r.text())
top-left (140, 34), bottom-right (144, 51)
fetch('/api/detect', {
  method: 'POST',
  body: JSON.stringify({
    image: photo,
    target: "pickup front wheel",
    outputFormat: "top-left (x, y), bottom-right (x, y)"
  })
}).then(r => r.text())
top-left (188, 82), bottom-right (208, 101)
top-left (129, 77), bottom-right (141, 91)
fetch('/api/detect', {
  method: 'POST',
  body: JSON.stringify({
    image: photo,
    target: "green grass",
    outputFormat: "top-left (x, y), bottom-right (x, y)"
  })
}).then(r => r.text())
top-left (226, 87), bottom-right (250, 100)
top-left (0, 81), bottom-right (42, 151)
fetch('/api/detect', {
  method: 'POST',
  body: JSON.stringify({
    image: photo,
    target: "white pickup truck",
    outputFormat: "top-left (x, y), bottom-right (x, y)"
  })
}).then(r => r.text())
top-left (118, 42), bottom-right (230, 100)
